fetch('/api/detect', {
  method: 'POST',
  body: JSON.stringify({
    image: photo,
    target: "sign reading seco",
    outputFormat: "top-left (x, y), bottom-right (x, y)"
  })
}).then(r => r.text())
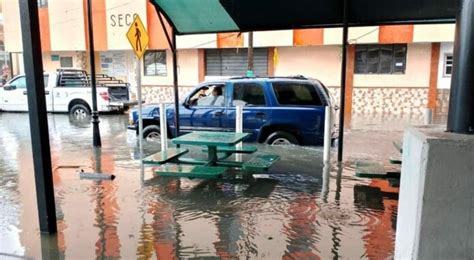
top-left (110, 13), bottom-right (138, 27)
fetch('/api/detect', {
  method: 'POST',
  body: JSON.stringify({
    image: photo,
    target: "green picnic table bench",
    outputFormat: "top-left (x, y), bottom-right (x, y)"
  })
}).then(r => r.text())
top-left (143, 131), bottom-right (280, 179)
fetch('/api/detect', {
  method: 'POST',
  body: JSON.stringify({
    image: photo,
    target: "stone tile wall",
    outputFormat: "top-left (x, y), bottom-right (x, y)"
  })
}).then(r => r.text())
top-left (142, 86), bottom-right (195, 104)
top-left (328, 87), bottom-right (429, 116)
top-left (435, 89), bottom-right (450, 115)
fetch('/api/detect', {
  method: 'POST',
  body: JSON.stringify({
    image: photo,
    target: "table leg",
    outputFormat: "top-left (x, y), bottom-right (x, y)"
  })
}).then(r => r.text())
top-left (208, 146), bottom-right (218, 165)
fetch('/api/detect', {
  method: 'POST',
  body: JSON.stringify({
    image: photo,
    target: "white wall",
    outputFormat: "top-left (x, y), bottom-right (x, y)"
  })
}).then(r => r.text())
top-left (49, 0), bottom-right (86, 51)
top-left (274, 46), bottom-right (342, 86)
top-left (437, 42), bottom-right (454, 89)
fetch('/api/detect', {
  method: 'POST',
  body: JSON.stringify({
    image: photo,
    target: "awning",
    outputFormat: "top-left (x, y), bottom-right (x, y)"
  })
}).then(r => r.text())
top-left (150, 0), bottom-right (459, 35)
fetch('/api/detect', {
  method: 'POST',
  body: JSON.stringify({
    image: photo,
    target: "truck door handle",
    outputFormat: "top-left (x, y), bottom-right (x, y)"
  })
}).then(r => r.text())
top-left (256, 112), bottom-right (266, 118)
top-left (214, 111), bottom-right (224, 117)
top-left (23, 91), bottom-right (27, 95)
top-left (45, 91), bottom-right (50, 95)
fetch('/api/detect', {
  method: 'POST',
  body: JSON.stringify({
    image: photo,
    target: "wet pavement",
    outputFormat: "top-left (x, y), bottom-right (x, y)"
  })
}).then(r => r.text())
top-left (0, 112), bottom-right (406, 259)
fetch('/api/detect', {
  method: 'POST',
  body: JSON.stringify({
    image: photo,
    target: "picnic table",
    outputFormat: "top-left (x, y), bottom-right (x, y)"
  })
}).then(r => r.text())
top-left (143, 131), bottom-right (280, 179)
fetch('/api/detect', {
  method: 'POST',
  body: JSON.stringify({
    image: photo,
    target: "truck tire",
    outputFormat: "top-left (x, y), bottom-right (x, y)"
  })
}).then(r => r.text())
top-left (142, 125), bottom-right (161, 141)
top-left (265, 131), bottom-right (299, 146)
top-left (70, 103), bottom-right (91, 119)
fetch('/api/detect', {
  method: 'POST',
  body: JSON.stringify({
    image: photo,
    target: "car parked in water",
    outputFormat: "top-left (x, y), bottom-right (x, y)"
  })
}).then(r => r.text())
top-left (0, 69), bottom-right (136, 118)
top-left (128, 76), bottom-right (337, 146)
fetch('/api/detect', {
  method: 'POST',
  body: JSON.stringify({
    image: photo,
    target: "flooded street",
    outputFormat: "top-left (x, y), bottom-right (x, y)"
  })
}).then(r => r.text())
top-left (0, 113), bottom-right (401, 259)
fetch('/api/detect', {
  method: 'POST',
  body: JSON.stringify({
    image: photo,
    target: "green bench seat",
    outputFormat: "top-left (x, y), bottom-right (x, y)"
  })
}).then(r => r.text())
top-left (143, 148), bottom-right (189, 165)
top-left (242, 154), bottom-right (280, 171)
top-left (389, 156), bottom-right (402, 165)
top-left (154, 164), bottom-right (227, 179)
top-left (355, 160), bottom-right (401, 179)
top-left (203, 145), bottom-right (257, 154)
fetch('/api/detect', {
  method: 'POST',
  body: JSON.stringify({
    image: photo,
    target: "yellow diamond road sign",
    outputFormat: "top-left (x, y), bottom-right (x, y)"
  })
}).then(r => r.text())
top-left (126, 15), bottom-right (149, 59)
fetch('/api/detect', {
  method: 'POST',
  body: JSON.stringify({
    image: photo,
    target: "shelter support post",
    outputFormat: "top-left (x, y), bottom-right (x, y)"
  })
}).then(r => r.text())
top-left (172, 29), bottom-right (180, 137)
top-left (87, 0), bottom-right (102, 147)
top-left (19, 0), bottom-right (57, 233)
top-left (447, 0), bottom-right (474, 134)
top-left (337, 0), bottom-right (349, 162)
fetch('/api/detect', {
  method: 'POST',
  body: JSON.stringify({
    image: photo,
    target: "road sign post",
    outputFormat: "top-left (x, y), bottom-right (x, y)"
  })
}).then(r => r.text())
top-left (127, 15), bottom-right (149, 174)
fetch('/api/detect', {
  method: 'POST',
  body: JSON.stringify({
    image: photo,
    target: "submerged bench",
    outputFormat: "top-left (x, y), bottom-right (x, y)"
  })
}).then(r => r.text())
top-left (203, 145), bottom-right (257, 154)
top-left (242, 154), bottom-right (280, 171)
top-left (143, 148), bottom-right (189, 165)
top-left (154, 164), bottom-right (227, 179)
top-left (355, 160), bottom-right (401, 179)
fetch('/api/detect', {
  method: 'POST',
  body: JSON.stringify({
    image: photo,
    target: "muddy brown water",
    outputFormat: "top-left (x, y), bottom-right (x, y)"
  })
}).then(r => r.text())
top-left (0, 113), bottom-right (399, 259)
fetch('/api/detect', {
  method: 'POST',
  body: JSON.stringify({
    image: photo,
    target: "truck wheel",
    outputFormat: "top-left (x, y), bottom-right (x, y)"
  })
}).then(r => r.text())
top-left (265, 131), bottom-right (299, 146)
top-left (142, 125), bottom-right (161, 141)
top-left (70, 103), bottom-right (91, 119)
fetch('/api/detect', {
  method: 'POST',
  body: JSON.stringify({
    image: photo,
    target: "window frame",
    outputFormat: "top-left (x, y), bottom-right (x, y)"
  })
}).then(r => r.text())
top-left (144, 50), bottom-right (167, 77)
top-left (355, 44), bottom-right (407, 75)
top-left (231, 82), bottom-right (267, 107)
top-left (271, 81), bottom-right (323, 107)
top-left (443, 53), bottom-right (453, 78)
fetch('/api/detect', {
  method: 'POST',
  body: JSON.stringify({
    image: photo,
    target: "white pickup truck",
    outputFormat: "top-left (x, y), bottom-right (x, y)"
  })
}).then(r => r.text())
top-left (0, 69), bottom-right (135, 117)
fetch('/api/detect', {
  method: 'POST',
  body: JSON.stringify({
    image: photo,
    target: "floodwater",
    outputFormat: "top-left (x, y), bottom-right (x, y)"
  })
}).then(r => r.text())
top-left (0, 113), bottom-right (400, 259)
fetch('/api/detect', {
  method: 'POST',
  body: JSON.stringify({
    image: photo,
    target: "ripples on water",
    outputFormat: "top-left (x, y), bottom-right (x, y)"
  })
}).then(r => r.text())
top-left (0, 113), bottom-right (399, 259)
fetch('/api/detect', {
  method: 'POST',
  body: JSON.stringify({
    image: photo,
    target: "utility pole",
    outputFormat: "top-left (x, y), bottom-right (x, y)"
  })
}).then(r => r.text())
top-left (247, 31), bottom-right (254, 77)
top-left (87, 0), bottom-right (102, 147)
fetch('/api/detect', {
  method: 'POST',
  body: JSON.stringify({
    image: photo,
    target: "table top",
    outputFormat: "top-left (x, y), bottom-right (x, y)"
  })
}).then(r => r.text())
top-left (172, 131), bottom-right (249, 147)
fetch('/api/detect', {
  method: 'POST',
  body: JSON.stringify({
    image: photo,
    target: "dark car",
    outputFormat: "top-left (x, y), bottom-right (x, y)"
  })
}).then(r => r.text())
top-left (128, 76), bottom-right (337, 146)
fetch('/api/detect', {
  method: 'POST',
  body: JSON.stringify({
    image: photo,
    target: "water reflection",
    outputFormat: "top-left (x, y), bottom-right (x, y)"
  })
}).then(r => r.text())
top-left (0, 113), bottom-right (400, 259)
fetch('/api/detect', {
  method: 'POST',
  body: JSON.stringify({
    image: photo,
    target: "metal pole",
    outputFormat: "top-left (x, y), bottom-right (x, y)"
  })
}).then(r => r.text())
top-left (247, 32), bottom-right (254, 76)
top-left (447, 0), bottom-right (474, 134)
top-left (323, 106), bottom-right (332, 163)
top-left (172, 29), bottom-right (180, 137)
top-left (337, 0), bottom-right (349, 162)
top-left (236, 105), bottom-right (243, 162)
top-left (136, 58), bottom-right (144, 173)
top-left (19, 0), bottom-right (57, 233)
top-left (87, 0), bottom-right (102, 147)
top-left (159, 103), bottom-right (168, 150)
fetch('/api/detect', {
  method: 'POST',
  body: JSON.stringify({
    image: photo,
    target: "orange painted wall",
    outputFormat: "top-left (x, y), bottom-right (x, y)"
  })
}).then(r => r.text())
top-left (217, 33), bottom-right (243, 48)
top-left (379, 25), bottom-right (414, 44)
top-left (428, 43), bottom-right (440, 110)
top-left (38, 8), bottom-right (51, 52)
top-left (82, 0), bottom-right (108, 51)
top-left (147, 2), bottom-right (172, 50)
top-left (293, 29), bottom-right (324, 46)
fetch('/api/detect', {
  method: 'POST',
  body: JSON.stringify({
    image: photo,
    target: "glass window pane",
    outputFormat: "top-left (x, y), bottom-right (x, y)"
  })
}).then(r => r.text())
top-left (144, 51), bottom-right (167, 76)
top-left (233, 83), bottom-right (266, 106)
top-left (272, 82), bottom-right (322, 106)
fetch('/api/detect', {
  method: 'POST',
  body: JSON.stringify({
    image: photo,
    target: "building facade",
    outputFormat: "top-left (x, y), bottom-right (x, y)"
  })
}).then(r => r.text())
top-left (2, 0), bottom-right (455, 119)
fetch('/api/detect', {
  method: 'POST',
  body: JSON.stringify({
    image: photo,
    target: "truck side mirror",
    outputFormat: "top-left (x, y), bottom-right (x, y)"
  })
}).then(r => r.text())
top-left (3, 85), bottom-right (16, 91)
top-left (183, 98), bottom-right (190, 108)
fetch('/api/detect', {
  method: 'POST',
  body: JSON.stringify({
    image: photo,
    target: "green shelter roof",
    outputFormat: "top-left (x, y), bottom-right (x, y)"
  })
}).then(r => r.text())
top-left (150, 0), bottom-right (459, 35)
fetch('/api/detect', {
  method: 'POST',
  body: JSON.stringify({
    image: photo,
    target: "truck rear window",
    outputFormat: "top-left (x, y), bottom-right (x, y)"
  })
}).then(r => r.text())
top-left (272, 82), bottom-right (322, 106)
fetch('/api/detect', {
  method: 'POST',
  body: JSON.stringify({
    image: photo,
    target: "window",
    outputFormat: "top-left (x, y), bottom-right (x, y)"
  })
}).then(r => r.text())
top-left (272, 82), bottom-right (322, 106)
top-left (189, 84), bottom-right (225, 107)
top-left (232, 83), bottom-right (266, 106)
top-left (9, 76), bottom-right (49, 88)
top-left (10, 77), bottom-right (27, 89)
top-left (38, 0), bottom-right (48, 8)
top-left (444, 54), bottom-right (453, 77)
top-left (144, 51), bottom-right (167, 76)
top-left (355, 44), bottom-right (407, 74)
top-left (60, 57), bottom-right (73, 68)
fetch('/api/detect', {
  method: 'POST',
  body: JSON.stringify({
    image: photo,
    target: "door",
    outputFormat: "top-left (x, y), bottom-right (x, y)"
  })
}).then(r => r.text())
top-left (179, 83), bottom-right (227, 134)
top-left (225, 82), bottom-right (271, 142)
top-left (2, 75), bottom-right (53, 112)
top-left (205, 48), bottom-right (268, 77)
top-left (2, 76), bottom-right (28, 111)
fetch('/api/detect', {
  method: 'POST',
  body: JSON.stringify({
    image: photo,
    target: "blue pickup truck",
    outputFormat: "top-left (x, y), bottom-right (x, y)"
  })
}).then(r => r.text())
top-left (128, 76), bottom-right (337, 146)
